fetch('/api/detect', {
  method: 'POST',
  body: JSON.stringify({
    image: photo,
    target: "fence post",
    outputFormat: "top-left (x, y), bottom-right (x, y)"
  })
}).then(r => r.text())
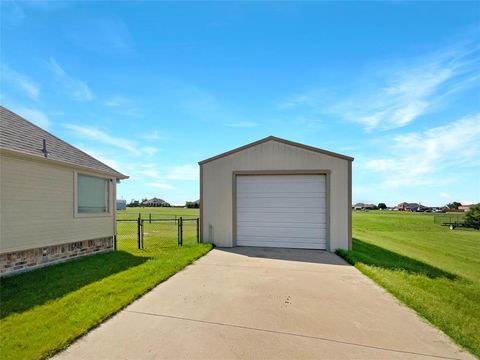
top-left (196, 218), bottom-right (200, 243)
top-left (137, 216), bottom-right (141, 250)
top-left (177, 217), bottom-right (180, 246)
top-left (114, 219), bottom-right (118, 251)
top-left (149, 213), bottom-right (152, 224)
top-left (177, 217), bottom-right (183, 246)
top-left (141, 220), bottom-right (145, 249)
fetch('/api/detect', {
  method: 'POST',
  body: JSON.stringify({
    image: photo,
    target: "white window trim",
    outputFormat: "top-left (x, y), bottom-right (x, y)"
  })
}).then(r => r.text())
top-left (74, 170), bottom-right (114, 218)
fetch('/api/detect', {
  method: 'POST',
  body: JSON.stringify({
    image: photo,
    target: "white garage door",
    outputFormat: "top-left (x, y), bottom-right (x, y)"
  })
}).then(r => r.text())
top-left (236, 175), bottom-right (327, 249)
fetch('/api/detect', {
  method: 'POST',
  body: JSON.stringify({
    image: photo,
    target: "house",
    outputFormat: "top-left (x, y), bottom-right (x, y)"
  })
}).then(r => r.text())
top-left (116, 199), bottom-right (127, 210)
top-left (458, 204), bottom-right (472, 212)
top-left (142, 197), bottom-right (170, 207)
top-left (199, 136), bottom-right (353, 251)
top-left (395, 202), bottom-right (423, 211)
top-left (353, 203), bottom-right (375, 211)
top-left (395, 202), bottom-right (408, 211)
top-left (0, 106), bottom-right (128, 276)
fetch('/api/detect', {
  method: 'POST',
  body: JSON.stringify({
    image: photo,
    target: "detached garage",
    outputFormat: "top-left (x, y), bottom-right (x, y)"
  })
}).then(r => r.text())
top-left (199, 136), bottom-right (354, 251)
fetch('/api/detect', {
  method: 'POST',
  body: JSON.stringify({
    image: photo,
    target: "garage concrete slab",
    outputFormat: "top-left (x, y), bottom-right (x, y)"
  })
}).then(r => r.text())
top-left (55, 248), bottom-right (473, 360)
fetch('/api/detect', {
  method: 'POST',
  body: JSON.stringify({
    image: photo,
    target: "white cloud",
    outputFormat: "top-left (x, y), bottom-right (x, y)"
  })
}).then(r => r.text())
top-left (105, 95), bottom-right (129, 107)
top-left (141, 130), bottom-right (165, 141)
top-left (76, 147), bottom-right (121, 170)
top-left (15, 107), bottom-right (50, 128)
top-left (277, 90), bottom-right (328, 111)
top-left (147, 182), bottom-right (174, 190)
top-left (64, 124), bottom-right (160, 157)
top-left (137, 164), bottom-right (198, 182)
top-left (141, 146), bottom-right (159, 156)
top-left (279, 41), bottom-right (480, 131)
top-left (67, 17), bottom-right (134, 54)
top-left (224, 121), bottom-right (259, 128)
top-left (63, 124), bottom-right (136, 153)
top-left (1, 65), bottom-right (39, 100)
top-left (363, 114), bottom-right (480, 188)
top-left (48, 58), bottom-right (94, 101)
top-left (339, 59), bottom-right (460, 131)
top-left (165, 165), bottom-right (198, 181)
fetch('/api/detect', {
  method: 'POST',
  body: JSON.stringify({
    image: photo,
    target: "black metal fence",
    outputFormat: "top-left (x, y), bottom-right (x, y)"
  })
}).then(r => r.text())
top-left (433, 214), bottom-right (466, 225)
top-left (115, 215), bottom-right (200, 251)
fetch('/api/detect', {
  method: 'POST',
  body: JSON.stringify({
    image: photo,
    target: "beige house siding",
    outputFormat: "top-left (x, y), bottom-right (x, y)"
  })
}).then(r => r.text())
top-left (200, 140), bottom-right (351, 251)
top-left (0, 153), bottom-right (116, 254)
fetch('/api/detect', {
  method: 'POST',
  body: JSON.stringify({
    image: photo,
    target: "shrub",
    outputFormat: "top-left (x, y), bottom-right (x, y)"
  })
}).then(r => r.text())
top-left (465, 203), bottom-right (480, 230)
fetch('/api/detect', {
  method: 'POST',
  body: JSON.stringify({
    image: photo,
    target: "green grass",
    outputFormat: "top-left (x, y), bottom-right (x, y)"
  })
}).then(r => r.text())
top-left (0, 208), bottom-right (211, 360)
top-left (336, 211), bottom-right (480, 357)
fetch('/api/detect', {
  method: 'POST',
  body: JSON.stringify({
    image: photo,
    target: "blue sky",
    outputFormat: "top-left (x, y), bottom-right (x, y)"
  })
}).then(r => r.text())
top-left (1, 1), bottom-right (479, 206)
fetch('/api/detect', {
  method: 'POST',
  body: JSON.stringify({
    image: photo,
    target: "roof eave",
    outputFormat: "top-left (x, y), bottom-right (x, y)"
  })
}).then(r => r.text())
top-left (0, 148), bottom-right (129, 179)
top-left (198, 136), bottom-right (354, 165)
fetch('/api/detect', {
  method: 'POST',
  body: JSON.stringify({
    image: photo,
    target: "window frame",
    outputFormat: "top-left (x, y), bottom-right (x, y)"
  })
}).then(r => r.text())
top-left (74, 171), bottom-right (113, 218)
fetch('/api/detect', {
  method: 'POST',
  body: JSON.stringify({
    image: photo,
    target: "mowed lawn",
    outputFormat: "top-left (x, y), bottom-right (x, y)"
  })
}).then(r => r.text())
top-left (337, 211), bottom-right (480, 357)
top-left (0, 207), bottom-right (210, 360)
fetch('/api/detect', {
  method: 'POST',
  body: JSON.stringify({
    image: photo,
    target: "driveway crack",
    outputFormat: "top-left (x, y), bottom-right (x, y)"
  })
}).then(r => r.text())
top-left (124, 310), bottom-right (463, 360)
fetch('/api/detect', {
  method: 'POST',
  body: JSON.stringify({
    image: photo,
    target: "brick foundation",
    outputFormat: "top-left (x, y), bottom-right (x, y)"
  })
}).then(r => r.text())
top-left (0, 237), bottom-right (113, 277)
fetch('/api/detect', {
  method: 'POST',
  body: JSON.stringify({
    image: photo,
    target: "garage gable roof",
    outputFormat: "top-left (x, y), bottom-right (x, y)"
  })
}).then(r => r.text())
top-left (198, 136), bottom-right (354, 165)
top-left (0, 106), bottom-right (128, 179)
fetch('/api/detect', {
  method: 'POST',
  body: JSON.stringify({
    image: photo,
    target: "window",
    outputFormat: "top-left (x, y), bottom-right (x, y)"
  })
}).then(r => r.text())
top-left (77, 174), bottom-right (109, 214)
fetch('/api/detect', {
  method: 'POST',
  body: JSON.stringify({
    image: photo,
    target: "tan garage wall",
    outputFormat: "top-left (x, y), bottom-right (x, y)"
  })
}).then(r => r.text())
top-left (200, 140), bottom-right (352, 251)
top-left (0, 154), bottom-right (116, 253)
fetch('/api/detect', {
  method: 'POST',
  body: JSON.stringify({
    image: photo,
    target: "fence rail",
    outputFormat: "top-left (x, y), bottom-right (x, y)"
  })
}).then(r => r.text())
top-left (433, 214), bottom-right (466, 225)
top-left (115, 216), bottom-right (200, 250)
top-left (433, 213), bottom-right (480, 230)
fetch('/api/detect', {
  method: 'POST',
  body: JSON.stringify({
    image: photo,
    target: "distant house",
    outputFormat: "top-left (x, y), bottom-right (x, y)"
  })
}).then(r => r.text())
top-left (395, 202), bottom-right (408, 211)
top-left (395, 202), bottom-right (423, 212)
top-left (0, 106), bottom-right (128, 276)
top-left (142, 198), bottom-right (170, 207)
top-left (458, 204), bottom-right (473, 212)
top-left (353, 203), bottom-right (375, 211)
top-left (116, 199), bottom-right (127, 210)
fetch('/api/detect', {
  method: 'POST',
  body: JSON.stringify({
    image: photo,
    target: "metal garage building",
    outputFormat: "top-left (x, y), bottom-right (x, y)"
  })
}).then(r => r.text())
top-left (199, 136), bottom-right (354, 251)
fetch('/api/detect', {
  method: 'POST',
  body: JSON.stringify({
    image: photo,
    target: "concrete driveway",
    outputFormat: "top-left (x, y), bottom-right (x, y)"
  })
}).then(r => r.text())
top-left (56, 248), bottom-right (473, 360)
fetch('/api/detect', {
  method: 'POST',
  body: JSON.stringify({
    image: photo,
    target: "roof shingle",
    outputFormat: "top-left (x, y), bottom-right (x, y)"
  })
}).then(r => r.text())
top-left (0, 106), bottom-right (128, 179)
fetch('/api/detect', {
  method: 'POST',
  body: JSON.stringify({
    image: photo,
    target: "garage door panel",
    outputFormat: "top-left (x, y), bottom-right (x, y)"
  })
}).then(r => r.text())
top-left (237, 212), bottom-right (326, 223)
top-left (237, 226), bottom-right (325, 238)
top-left (237, 182), bottom-right (325, 194)
top-left (236, 236), bottom-right (326, 249)
top-left (237, 220), bottom-right (326, 228)
top-left (238, 175), bottom-right (325, 184)
top-left (238, 191), bottom-right (325, 199)
top-left (236, 175), bottom-right (327, 250)
top-left (237, 196), bottom-right (326, 209)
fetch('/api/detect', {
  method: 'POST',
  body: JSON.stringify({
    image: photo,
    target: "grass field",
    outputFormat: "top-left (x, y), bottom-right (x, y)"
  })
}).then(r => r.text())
top-left (0, 207), bottom-right (209, 360)
top-left (337, 210), bottom-right (480, 357)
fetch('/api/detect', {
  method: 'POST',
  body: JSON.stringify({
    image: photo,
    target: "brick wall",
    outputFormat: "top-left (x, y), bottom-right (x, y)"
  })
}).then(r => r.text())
top-left (0, 237), bottom-right (113, 276)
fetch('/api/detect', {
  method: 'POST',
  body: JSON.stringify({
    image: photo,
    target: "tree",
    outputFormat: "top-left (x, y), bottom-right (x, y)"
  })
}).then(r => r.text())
top-left (127, 199), bottom-right (140, 207)
top-left (465, 203), bottom-right (480, 230)
top-left (447, 202), bottom-right (462, 210)
top-left (377, 203), bottom-right (387, 210)
top-left (185, 200), bottom-right (200, 209)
